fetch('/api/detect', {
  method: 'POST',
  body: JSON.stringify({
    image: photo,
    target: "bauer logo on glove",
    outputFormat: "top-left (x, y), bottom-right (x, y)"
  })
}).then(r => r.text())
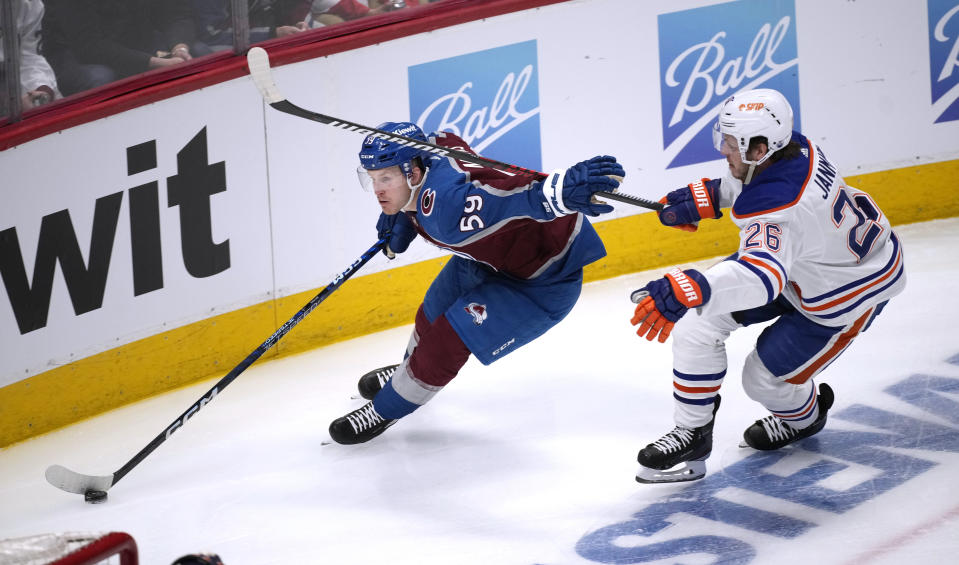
top-left (630, 268), bottom-right (711, 343)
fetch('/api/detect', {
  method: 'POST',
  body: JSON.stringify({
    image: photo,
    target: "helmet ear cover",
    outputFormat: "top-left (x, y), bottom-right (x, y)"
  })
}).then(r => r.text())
top-left (713, 88), bottom-right (793, 167)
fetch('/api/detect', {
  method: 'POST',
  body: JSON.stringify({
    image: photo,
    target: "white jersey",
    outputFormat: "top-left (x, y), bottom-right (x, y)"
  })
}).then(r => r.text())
top-left (700, 132), bottom-right (905, 327)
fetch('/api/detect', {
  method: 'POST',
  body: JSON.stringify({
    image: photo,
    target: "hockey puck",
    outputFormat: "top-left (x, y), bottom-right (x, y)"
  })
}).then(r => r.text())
top-left (84, 490), bottom-right (108, 504)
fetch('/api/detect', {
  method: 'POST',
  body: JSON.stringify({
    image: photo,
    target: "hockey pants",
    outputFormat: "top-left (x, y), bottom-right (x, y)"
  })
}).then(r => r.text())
top-left (670, 295), bottom-right (887, 429)
top-left (375, 256), bottom-right (583, 419)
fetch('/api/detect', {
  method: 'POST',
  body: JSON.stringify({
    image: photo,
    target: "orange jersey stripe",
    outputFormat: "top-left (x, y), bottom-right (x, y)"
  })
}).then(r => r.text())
top-left (773, 395), bottom-right (817, 419)
top-left (740, 255), bottom-right (785, 294)
top-left (798, 249), bottom-right (902, 313)
top-left (674, 382), bottom-right (722, 394)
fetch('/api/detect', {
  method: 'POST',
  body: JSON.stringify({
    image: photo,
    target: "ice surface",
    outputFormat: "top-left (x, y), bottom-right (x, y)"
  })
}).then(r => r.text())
top-left (2, 219), bottom-right (958, 565)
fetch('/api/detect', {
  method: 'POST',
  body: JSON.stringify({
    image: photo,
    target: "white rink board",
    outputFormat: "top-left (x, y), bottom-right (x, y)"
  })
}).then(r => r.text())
top-left (0, 82), bottom-right (273, 386)
top-left (1, 0), bottom-right (958, 385)
top-left (265, 0), bottom-right (959, 293)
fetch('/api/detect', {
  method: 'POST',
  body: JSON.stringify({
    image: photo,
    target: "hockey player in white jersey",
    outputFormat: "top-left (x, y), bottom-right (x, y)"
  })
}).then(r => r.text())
top-left (630, 88), bottom-right (905, 483)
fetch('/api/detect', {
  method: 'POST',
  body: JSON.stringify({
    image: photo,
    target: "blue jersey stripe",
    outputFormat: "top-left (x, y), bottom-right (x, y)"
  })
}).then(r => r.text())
top-left (737, 258), bottom-right (775, 303)
top-left (773, 386), bottom-right (816, 415)
top-left (750, 250), bottom-right (788, 279)
top-left (673, 392), bottom-right (718, 406)
top-left (800, 233), bottom-right (900, 304)
top-left (674, 369), bottom-right (727, 381)
top-left (811, 265), bottom-right (905, 320)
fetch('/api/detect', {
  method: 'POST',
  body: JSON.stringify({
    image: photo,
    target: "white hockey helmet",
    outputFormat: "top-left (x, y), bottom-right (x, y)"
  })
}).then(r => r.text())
top-left (712, 88), bottom-right (794, 167)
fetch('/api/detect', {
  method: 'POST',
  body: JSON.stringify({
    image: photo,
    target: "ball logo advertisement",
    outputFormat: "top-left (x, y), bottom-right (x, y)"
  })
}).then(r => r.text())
top-left (408, 40), bottom-right (542, 171)
top-left (929, 0), bottom-right (959, 123)
top-left (658, 0), bottom-right (801, 169)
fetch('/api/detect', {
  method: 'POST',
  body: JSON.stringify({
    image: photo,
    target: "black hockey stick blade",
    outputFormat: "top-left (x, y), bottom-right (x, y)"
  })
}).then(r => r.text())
top-left (45, 238), bottom-right (387, 500)
top-left (246, 47), bottom-right (664, 213)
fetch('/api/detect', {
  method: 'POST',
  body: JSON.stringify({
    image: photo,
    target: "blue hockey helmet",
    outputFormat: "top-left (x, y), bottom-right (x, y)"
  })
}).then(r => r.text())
top-left (358, 121), bottom-right (428, 174)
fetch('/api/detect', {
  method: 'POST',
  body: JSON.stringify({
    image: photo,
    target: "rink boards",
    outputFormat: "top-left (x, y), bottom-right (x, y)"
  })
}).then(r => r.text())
top-left (1, 0), bottom-right (958, 446)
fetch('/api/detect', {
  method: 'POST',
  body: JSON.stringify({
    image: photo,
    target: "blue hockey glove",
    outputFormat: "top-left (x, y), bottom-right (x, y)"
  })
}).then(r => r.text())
top-left (376, 212), bottom-right (417, 258)
top-left (630, 268), bottom-right (711, 343)
top-left (542, 155), bottom-right (624, 217)
top-left (658, 178), bottom-right (722, 232)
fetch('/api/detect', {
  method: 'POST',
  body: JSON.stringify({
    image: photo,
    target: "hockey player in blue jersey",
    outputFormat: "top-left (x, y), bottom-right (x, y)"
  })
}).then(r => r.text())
top-left (328, 121), bottom-right (624, 444)
top-left (630, 88), bottom-right (905, 483)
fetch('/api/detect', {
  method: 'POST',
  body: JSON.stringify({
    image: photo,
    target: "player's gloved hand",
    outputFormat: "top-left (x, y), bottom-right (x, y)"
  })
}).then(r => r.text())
top-left (542, 155), bottom-right (624, 217)
top-left (658, 178), bottom-right (722, 232)
top-left (630, 267), bottom-right (711, 343)
top-left (376, 212), bottom-right (417, 258)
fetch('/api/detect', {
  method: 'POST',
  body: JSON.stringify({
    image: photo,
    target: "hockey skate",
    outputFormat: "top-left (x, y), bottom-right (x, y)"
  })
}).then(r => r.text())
top-left (741, 383), bottom-right (834, 450)
top-left (636, 395), bottom-right (721, 484)
top-left (358, 364), bottom-right (399, 400)
top-left (328, 401), bottom-right (396, 445)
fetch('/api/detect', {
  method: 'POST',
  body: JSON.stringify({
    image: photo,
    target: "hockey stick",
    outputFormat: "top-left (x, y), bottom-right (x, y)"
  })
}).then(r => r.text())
top-left (45, 238), bottom-right (388, 501)
top-left (246, 47), bottom-right (663, 213)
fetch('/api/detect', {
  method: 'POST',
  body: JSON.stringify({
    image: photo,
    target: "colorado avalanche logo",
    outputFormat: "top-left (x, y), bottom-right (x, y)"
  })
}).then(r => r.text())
top-left (421, 188), bottom-right (436, 216)
top-left (464, 302), bottom-right (487, 326)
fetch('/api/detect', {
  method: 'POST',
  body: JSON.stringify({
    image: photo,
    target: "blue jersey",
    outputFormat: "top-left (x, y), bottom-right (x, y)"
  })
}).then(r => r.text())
top-left (406, 132), bottom-right (607, 281)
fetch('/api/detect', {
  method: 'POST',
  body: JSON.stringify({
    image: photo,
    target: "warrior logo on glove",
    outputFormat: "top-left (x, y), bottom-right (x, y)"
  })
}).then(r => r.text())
top-left (657, 178), bottom-right (722, 232)
top-left (630, 268), bottom-right (711, 343)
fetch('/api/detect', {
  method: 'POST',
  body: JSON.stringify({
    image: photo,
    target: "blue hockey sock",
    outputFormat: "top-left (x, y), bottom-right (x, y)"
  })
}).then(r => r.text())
top-left (373, 380), bottom-right (421, 419)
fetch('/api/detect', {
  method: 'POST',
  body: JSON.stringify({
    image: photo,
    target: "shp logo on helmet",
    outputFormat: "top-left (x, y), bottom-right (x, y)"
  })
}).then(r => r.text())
top-left (929, 0), bottom-right (959, 123)
top-left (408, 40), bottom-right (542, 171)
top-left (658, 0), bottom-right (801, 169)
top-left (739, 102), bottom-right (765, 112)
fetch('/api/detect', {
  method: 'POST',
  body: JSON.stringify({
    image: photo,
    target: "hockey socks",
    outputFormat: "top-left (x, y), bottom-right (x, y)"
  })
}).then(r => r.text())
top-left (373, 380), bottom-right (421, 420)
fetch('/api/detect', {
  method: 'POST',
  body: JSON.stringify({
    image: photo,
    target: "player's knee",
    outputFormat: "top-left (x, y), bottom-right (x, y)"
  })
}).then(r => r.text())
top-left (741, 350), bottom-right (776, 402)
top-left (671, 321), bottom-right (728, 362)
top-left (408, 314), bottom-right (471, 387)
top-left (742, 377), bottom-right (764, 402)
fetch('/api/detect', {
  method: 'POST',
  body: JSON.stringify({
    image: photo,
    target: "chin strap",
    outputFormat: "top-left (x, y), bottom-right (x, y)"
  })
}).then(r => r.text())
top-left (402, 167), bottom-right (428, 211)
top-left (744, 163), bottom-right (757, 185)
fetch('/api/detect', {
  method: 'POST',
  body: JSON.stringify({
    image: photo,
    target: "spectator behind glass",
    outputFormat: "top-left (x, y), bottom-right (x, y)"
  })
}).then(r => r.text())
top-left (308, 0), bottom-right (419, 28)
top-left (193, 0), bottom-right (311, 52)
top-left (0, 0), bottom-right (61, 110)
top-left (41, 0), bottom-right (201, 96)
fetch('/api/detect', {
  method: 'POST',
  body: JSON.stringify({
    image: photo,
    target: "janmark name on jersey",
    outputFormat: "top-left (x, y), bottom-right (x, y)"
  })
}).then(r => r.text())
top-left (813, 147), bottom-right (839, 199)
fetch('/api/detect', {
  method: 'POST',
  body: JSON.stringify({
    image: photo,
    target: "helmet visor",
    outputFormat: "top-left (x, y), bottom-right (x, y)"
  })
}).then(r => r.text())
top-left (356, 165), bottom-right (374, 192)
top-left (357, 164), bottom-right (415, 194)
top-left (712, 121), bottom-right (724, 152)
